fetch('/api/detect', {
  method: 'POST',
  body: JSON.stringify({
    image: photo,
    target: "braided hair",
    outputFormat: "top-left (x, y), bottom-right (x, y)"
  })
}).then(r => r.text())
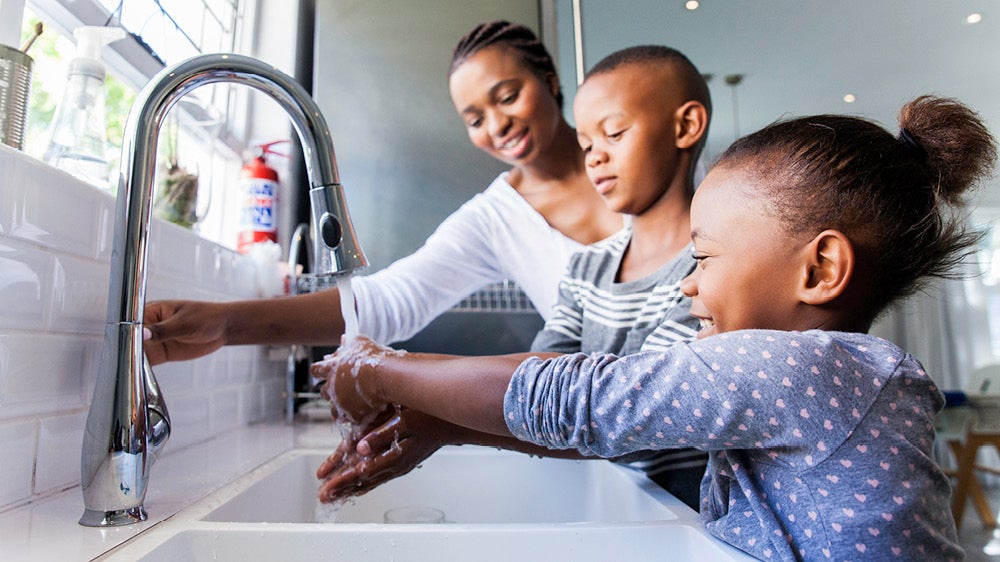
top-left (450, 20), bottom-right (563, 108)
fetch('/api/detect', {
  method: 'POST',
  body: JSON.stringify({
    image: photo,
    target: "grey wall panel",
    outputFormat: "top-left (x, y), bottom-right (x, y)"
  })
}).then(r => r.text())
top-left (314, 0), bottom-right (540, 271)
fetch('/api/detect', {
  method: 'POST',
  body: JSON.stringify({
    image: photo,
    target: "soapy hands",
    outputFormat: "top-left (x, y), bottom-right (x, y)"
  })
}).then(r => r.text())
top-left (310, 335), bottom-right (403, 425)
top-left (315, 407), bottom-right (455, 502)
top-left (311, 335), bottom-right (453, 502)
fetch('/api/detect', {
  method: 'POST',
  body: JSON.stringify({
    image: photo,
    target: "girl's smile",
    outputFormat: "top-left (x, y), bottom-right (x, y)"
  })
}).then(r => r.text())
top-left (683, 165), bottom-right (814, 337)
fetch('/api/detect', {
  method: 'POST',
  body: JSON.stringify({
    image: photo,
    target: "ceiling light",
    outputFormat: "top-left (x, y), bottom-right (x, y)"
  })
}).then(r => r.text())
top-left (967, 13), bottom-right (983, 25)
top-left (843, 94), bottom-right (856, 103)
top-left (685, 1), bottom-right (699, 10)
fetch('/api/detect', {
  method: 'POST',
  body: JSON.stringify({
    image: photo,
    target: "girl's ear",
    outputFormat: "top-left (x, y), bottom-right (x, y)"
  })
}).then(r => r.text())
top-left (799, 230), bottom-right (854, 305)
top-left (675, 101), bottom-right (709, 150)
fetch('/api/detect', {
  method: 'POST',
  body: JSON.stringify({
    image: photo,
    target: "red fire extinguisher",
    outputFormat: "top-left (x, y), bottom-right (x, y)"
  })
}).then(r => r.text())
top-left (237, 140), bottom-right (288, 254)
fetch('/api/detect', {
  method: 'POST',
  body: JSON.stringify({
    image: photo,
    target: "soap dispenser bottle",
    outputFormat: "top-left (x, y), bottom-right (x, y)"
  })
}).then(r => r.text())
top-left (43, 26), bottom-right (126, 190)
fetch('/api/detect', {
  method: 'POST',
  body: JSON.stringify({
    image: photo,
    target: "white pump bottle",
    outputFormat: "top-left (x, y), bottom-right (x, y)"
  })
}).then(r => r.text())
top-left (43, 26), bottom-right (126, 190)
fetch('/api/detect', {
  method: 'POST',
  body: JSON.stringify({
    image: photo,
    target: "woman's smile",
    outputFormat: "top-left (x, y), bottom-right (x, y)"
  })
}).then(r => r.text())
top-left (496, 129), bottom-right (530, 158)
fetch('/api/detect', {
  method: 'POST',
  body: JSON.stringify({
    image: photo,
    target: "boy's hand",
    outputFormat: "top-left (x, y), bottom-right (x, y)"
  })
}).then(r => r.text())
top-left (143, 300), bottom-right (228, 365)
top-left (311, 335), bottom-right (398, 424)
top-left (316, 407), bottom-right (453, 502)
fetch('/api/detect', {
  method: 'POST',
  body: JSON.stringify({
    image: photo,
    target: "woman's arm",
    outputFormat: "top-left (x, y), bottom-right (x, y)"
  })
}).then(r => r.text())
top-left (144, 290), bottom-right (346, 364)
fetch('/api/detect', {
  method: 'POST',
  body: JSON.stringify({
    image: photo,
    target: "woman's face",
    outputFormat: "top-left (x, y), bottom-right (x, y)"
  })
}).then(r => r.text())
top-left (448, 45), bottom-right (562, 167)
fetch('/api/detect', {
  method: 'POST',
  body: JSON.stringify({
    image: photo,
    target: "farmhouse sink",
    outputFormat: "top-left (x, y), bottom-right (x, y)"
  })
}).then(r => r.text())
top-left (199, 447), bottom-right (678, 524)
top-left (99, 446), bottom-right (757, 561)
top-left (116, 524), bottom-right (748, 561)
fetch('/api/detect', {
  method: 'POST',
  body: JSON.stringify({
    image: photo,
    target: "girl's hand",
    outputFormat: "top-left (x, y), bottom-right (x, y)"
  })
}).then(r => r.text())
top-left (311, 335), bottom-right (402, 424)
top-left (316, 406), bottom-right (456, 502)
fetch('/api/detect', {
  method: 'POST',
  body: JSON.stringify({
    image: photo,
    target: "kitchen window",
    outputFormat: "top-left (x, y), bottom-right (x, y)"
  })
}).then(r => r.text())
top-left (15, 0), bottom-right (260, 249)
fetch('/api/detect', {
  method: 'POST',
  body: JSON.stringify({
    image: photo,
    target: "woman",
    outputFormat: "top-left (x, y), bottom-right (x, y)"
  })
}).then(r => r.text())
top-left (143, 21), bottom-right (622, 363)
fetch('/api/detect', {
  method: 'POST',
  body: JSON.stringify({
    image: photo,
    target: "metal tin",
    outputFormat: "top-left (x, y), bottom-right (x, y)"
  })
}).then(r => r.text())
top-left (0, 44), bottom-right (33, 150)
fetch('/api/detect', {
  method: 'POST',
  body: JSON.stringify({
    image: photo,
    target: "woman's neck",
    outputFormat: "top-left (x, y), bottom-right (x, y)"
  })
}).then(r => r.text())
top-left (507, 120), bottom-right (623, 245)
top-left (515, 120), bottom-right (586, 185)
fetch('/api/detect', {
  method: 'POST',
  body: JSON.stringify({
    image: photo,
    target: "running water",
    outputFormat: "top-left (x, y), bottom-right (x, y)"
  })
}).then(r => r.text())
top-left (314, 284), bottom-right (413, 519)
top-left (338, 275), bottom-right (359, 339)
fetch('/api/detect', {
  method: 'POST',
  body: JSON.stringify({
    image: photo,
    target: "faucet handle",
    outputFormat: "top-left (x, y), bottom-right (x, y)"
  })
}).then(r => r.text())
top-left (143, 355), bottom-right (171, 461)
top-left (309, 183), bottom-right (367, 276)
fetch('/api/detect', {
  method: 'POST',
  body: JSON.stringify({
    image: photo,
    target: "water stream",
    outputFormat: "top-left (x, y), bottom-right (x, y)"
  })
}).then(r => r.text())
top-left (338, 275), bottom-right (358, 340)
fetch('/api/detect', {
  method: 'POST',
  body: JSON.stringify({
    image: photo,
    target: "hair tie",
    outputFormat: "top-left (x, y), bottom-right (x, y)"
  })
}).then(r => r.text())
top-left (898, 127), bottom-right (927, 160)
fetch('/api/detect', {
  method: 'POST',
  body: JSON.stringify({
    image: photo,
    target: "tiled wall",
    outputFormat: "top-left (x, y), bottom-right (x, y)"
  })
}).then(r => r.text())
top-left (0, 145), bottom-right (287, 512)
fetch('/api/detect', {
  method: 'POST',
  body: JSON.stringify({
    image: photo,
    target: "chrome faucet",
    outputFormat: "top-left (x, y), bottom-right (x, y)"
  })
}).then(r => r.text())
top-left (79, 53), bottom-right (367, 527)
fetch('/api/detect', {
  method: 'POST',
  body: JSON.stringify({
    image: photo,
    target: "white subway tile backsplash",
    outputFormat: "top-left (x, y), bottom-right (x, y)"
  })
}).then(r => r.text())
top-left (11, 163), bottom-right (105, 258)
top-left (256, 378), bottom-right (286, 424)
top-left (0, 146), bottom-right (20, 236)
top-left (153, 359), bottom-right (196, 396)
top-left (0, 419), bottom-right (37, 509)
top-left (209, 390), bottom-right (241, 435)
top-left (50, 253), bottom-right (109, 335)
top-left (145, 275), bottom-right (182, 303)
top-left (229, 347), bottom-right (256, 385)
top-left (193, 347), bottom-right (228, 389)
top-left (232, 257), bottom-right (258, 297)
top-left (150, 220), bottom-right (201, 282)
top-left (35, 411), bottom-right (87, 494)
top-left (0, 147), bottom-right (285, 513)
top-left (161, 391), bottom-right (211, 450)
top-left (0, 333), bottom-right (94, 419)
top-left (0, 239), bottom-right (54, 332)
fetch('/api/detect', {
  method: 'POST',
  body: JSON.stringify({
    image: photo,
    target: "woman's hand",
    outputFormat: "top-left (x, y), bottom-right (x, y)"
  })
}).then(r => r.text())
top-left (143, 300), bottom-right (229, 365)
top-left (311, 335), bottom-right (403, 425)
top-left (316, 406), bottom-right (456, 502)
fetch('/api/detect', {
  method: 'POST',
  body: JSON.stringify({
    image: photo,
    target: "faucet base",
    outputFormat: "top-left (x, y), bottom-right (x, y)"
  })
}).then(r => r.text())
top-left (79, 506), bottom-right (147, 527)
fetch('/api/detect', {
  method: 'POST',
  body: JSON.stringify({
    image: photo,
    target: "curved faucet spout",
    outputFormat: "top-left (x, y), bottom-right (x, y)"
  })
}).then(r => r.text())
top-left (79, 53), bottom-right (367, 527)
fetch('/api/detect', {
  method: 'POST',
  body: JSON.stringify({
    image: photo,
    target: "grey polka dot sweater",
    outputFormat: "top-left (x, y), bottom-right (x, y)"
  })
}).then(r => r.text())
top-left (505, 329), bottom-right (962, 561)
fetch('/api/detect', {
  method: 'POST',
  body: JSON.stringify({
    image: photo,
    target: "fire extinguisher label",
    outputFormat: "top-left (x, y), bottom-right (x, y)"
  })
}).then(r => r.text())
top-left (240, 178), bottom-right (278, 232)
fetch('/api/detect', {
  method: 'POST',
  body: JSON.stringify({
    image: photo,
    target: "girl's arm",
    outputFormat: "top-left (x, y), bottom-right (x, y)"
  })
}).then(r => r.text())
top-left (505, 331), bottom-right (900, 461)
top-left (312, 336), bottom-right (560, 436)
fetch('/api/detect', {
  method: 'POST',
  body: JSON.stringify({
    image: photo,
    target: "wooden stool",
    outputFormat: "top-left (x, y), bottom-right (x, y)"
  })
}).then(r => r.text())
top-left (948, 364), bottom-right (1000, 531)
top-left (949, 426), bottom-right (1000, 529)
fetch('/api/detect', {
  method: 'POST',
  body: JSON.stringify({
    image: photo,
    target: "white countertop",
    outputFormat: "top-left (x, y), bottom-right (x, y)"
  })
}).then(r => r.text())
top-left (0, 420), bottom-right (343, 562)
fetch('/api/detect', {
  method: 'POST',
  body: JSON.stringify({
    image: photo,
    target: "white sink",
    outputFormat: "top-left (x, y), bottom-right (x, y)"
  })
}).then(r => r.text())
top-left (122, 524), bottom-right (746, 561)
top-left (99, 446), bottom-right (757, 561)
top-left (200, 447), bottom-right (677, 524)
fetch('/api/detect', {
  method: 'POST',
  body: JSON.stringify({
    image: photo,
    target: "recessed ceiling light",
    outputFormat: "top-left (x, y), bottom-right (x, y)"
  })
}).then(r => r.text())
top-left (843, 94), bottom-right (856, 103)
top-left (967, 13), bottom-right (983, 25)
top-left (685, 1), bottom-right (700, 10)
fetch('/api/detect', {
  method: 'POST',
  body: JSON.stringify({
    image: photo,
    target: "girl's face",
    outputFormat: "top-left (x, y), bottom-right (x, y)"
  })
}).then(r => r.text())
top-left (681, 166), bottom-right (810, 339)
top-left (448, 46), bottom-right (562, 167)
top-left (572, 66), bottom-right (680, 215)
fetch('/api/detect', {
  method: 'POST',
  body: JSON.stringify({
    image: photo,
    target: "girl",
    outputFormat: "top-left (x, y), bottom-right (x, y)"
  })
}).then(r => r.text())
top-left (141, 21), bottom-right (622, 361)
top-left (315, 96), bottom-right (996, 560)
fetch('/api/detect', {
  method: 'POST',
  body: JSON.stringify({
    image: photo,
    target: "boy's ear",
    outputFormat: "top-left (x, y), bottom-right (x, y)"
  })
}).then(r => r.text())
top-left (798, 230), bottom-right (854, 305)
top-left (675, 101), bottom-right (709, 150)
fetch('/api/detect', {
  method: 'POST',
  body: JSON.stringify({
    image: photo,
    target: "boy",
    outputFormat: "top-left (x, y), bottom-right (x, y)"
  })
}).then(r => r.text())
top-left (530, 45), bottom-right (711, 509)
top-left (316, 46), bottom-right (712, 509)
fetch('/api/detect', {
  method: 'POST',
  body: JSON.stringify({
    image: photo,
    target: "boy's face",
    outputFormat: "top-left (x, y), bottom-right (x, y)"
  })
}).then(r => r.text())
top-left (573, 65), bottom-right (683, 215)
top-left (449, 46), bottom-right (562, 168)
top-left (681, 166), bottom-right (809, 339)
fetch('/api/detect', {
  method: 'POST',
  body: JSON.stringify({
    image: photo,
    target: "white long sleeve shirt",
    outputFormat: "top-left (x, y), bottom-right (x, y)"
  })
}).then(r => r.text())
top-left (352, 173), bottom-right (593, 345)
